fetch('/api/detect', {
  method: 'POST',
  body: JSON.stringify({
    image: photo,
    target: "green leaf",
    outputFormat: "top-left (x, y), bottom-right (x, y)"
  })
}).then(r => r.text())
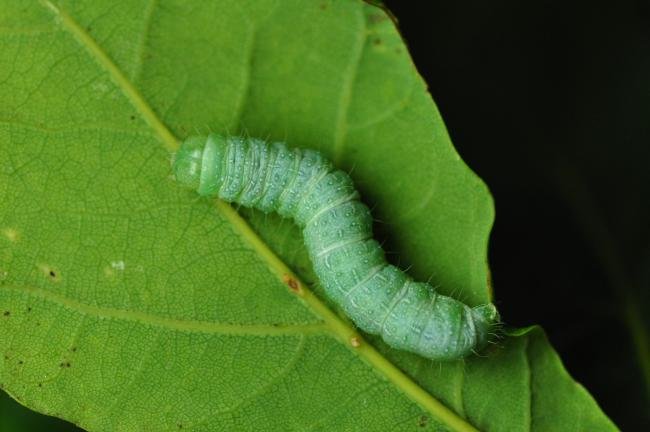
top-left (0, 0), bottom-right (617, 431)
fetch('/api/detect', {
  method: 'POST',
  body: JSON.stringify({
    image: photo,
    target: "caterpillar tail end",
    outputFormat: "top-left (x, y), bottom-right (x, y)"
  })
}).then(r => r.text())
top-left (471, 303), bottom-right (501, 349)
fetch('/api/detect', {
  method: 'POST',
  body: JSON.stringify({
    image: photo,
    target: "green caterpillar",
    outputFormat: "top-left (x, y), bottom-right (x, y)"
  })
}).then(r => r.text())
top-left (172, 133), bottom-right (500, 360)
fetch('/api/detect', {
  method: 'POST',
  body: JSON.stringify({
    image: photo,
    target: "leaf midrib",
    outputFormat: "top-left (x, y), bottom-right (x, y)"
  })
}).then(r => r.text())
top-left (38, 2), bottom-right (480, 431)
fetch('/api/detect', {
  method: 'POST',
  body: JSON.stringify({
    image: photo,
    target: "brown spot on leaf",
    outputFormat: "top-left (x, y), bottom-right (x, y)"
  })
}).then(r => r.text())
top-left (3, 311), bottom-right (9, 317)
top-left (350, 336), bottom-right (361, 348)
top-left (282, 274), bottom-right (302, 295)
top-left (418, 415), bottom-right (429, 427)
top-left (38, 264), bottom-right (61, 282)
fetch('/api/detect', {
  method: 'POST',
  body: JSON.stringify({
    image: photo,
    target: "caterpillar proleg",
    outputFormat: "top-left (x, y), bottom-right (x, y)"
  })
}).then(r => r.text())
top-left (172, 133), bottom-right (500, 360)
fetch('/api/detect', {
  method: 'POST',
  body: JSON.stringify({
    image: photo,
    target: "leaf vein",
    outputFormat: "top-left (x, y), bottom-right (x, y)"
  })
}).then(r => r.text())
top-left (3, 284), bottom-right (327, 337)
top-left (332, 7), bottom-right (366, 164)
top-left (190, 335), bottom-right (307, 429)
top-left (131, 0), bottom-right (157, 82)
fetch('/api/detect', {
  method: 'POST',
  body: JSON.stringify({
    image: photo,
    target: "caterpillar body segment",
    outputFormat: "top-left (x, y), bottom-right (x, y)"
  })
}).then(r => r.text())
top-left (172, 133), bottom-right (499, 361)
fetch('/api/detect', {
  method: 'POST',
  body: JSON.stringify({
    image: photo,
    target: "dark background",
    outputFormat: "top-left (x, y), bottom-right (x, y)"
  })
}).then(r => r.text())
top-left (383, 0), bottom-right (649, 430)
top-left (1, 1), bottom-right (648, 430)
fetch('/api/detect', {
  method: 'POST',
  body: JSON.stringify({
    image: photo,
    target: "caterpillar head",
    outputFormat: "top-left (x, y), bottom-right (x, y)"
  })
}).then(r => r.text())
top-left (172, 135), bottom-right (206, 190)
top-left (172, 134), bottom-right (226, 196)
